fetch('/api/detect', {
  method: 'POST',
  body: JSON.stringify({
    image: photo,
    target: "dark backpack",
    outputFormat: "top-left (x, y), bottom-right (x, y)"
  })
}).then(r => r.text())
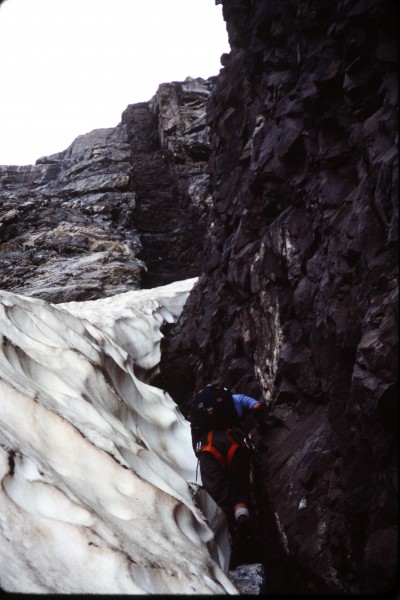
top-left (189, 384), bottom-right (240, 435)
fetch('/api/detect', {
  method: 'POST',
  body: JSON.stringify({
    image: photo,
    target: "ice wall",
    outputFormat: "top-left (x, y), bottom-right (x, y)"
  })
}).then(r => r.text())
top-left (0, 278), bottom-right (236, 594)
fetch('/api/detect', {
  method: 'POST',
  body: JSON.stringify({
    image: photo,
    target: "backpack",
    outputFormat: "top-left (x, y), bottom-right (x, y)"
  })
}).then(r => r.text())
top-left (189, 383), bottom-right (240, 435)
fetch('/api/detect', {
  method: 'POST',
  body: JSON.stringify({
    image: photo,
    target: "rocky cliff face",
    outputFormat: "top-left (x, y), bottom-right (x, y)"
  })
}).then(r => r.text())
top-left (0, 77), bottom-right (214, 301)
top-left (159, 0), bottom-right (398, 594)
top-left (0, 1), bottom-right (397, 594)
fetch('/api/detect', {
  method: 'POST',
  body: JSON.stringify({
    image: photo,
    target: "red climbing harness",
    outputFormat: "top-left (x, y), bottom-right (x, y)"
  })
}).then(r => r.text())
top-left (200, 429), bottom-right (241, 468)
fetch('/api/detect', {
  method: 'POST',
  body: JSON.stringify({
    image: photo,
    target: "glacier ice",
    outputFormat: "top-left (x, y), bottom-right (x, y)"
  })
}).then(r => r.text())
top-left (0, 278), bottom-right (236, 594)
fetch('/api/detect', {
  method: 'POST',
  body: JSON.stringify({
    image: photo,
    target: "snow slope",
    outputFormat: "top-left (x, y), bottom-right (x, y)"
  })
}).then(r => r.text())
top-left (0, 278), bottom-right (236, 594)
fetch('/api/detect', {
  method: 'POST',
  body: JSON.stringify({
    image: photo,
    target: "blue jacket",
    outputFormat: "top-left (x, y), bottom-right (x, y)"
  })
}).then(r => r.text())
top-left (232, 394), bottom-right (260, 419)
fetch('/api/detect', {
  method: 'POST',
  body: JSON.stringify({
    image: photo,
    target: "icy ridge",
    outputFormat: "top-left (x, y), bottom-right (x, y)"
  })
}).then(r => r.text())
top-left (0, 278), bottom-right (236, 594)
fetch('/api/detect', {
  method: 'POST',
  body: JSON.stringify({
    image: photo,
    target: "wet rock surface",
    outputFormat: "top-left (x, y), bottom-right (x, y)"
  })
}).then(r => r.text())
top-left (159, 0), bottom-right (398, 594)
top-left (229, 563), bottom-right (265, 595)
top-left (0, 77), bottom-right (214, 302)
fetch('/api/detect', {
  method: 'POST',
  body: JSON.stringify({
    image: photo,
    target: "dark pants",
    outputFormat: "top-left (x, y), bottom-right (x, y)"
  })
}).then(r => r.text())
top-left (198, 429), bottom-right (251, 516)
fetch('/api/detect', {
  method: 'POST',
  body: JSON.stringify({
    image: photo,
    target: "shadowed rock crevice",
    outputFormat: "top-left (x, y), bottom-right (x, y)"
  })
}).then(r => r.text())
top-left (120, 78), bottom-right (215, 288)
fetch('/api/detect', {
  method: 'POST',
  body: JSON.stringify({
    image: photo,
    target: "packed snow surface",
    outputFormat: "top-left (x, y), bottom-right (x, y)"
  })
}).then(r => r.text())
top-left (0, 278), bottom-right (236, 594)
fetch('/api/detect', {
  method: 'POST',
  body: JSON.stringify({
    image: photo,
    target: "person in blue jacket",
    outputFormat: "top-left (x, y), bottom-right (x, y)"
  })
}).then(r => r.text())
top-left (189, 383), bottom-right (267, 539)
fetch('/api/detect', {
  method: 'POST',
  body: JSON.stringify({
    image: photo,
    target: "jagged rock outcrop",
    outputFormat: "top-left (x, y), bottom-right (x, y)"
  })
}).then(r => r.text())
top-left (0, 77), bottom-right (214, 302)
top-left (159, 0), bottom-right (398, 594)
top-left (125, 78), bottom-right (214, 288)
top-left (0, 128), bottom-right (141, 302)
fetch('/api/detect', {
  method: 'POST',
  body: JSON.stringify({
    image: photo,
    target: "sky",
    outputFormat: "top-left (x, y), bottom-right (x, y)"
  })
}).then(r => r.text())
top-left (0, 0), bottom-right (230, 166)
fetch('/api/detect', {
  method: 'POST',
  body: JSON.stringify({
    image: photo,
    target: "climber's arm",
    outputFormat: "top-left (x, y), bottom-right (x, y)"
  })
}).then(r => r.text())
top-left (232, 393), bottom-right (269, 433)
top-left (251, 400), bottom-right (268, 434)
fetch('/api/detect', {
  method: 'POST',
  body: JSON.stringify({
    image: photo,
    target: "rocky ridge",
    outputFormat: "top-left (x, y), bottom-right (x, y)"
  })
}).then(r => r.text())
top-left (0, 77), bottom-right (214, 301)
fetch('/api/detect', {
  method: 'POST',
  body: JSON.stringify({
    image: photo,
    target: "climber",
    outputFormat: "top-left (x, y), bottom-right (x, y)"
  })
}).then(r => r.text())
top-left (188, 383), bottom-right (267, 540)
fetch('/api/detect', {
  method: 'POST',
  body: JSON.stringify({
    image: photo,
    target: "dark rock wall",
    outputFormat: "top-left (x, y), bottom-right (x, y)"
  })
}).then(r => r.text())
top-left (0, 77), bottom-right (213, 301)
top-left (159, 0), bottom-right (398, 593)
top-left (125, 78), bottom-right (214, 288)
